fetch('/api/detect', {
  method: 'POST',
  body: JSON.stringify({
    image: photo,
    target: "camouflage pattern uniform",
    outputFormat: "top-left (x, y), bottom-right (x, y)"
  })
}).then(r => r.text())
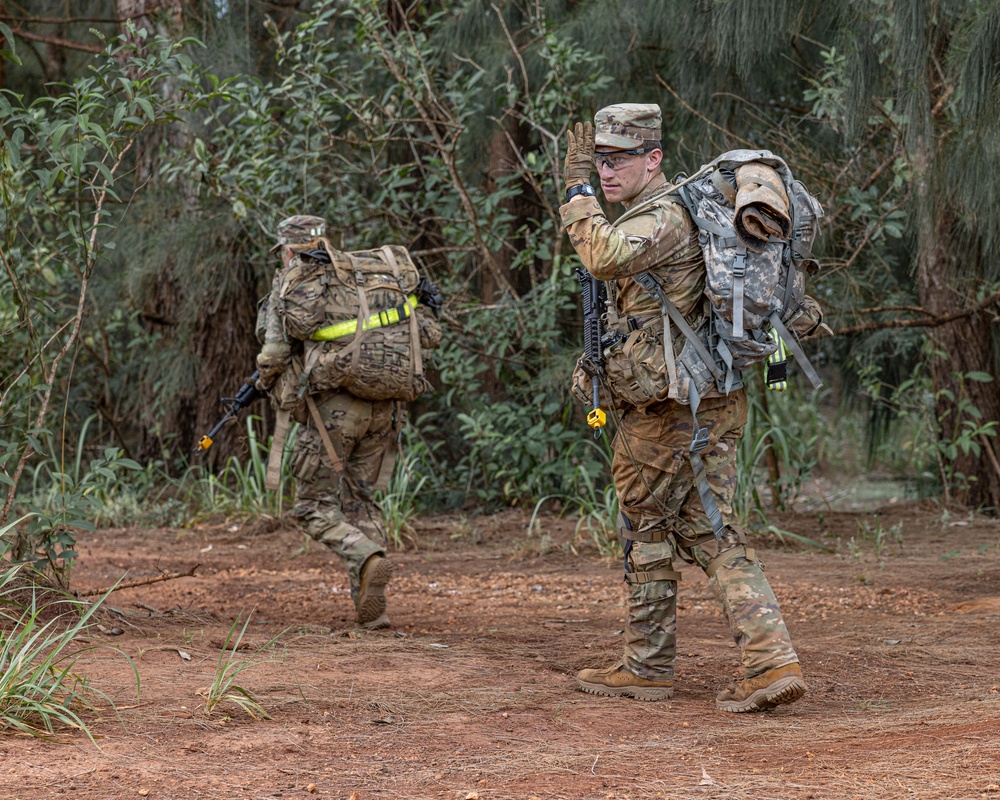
top-left (561, 105), bottom-right (805, 710)
top-left (255, 215), bottom-right (398, 629)
top-left (288, 389), bottom-right (397, 604)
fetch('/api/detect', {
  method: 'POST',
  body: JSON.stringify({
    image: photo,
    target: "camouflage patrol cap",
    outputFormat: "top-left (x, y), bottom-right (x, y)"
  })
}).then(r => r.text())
top-left (270, 215), bottom-right (327, 252)
top-left (594, 103), bottom-right (662, 149)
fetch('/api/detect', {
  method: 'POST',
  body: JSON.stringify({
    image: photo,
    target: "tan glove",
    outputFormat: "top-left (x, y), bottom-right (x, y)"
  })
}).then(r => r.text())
top-left (563, 121), bottom-right (595, 195)
top-left (255, 342), bottom-right (291, 391)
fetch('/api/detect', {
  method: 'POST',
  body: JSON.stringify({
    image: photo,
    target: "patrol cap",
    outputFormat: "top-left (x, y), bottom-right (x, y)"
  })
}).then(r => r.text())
top-left (270, 214), bottom-right (327, 252)
top-left (594, 103), bottom-right (662, 149)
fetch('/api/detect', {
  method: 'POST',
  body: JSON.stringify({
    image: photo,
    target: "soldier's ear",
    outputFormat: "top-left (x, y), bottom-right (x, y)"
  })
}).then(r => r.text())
top-left (646, 148), bottom-right (663, 172)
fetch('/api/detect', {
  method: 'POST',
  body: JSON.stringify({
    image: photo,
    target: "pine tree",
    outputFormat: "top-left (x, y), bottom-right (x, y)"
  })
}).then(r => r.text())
top-left (829, 0), bottom-right (1000, 509)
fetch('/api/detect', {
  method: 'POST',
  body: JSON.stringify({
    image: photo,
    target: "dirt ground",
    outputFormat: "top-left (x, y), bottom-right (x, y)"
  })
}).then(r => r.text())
top-left (1, 499), bottom-right (999, 800)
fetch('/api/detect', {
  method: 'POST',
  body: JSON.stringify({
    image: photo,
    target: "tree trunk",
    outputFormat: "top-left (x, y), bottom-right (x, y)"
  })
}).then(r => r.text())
top-left (117, 0), bottom-right (264, 467)
top-left (913, 144), bottom-right (1000, 512)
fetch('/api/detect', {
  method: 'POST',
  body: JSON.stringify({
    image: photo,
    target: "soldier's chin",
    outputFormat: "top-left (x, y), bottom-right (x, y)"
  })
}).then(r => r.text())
top-left (602, 186), bottom-right (622, 202)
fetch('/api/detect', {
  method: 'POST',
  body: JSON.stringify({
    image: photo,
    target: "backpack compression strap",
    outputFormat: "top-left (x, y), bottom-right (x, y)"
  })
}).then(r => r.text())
top-left (686, 379), bottom-right (726, 544)
top-left (380, 245), bottom-right (423, 385)
top-left (673, 183), bottom-right (753, 337)
top-left (768, 312), bottom-right (824, 390)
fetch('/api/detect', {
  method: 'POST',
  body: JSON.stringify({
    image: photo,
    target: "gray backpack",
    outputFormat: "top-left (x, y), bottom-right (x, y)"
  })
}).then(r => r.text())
top-left (623, 148), bottom-right (825, 407)
top-left (625, 150), bottom-right (825, 539)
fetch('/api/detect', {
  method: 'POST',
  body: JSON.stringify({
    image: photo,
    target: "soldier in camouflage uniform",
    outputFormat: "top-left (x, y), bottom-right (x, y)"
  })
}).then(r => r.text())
top-left (561, 105), bottom-right (809, 712)
top-left (255, 215), bottom-right (398, 630)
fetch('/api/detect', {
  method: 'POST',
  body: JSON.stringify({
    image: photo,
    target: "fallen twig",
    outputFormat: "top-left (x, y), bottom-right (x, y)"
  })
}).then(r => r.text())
top-left (77, 564), bottom-right (201, 598)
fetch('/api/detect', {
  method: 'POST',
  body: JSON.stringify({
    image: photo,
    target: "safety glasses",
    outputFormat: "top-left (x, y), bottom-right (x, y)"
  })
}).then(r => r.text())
top-left (593, 147), bottom-right (654, 171)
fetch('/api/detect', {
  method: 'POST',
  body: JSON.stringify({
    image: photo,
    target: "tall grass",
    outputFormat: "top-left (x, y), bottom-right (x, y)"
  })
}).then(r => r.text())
top-left (0, 560), bottom-right (139, 742)
top-left (737, 382), bottom-right (826, 518)
top-left (204, 609), bottom-right (285, 719)
top-left (178, 416), bottom-right (297, 522)
top-left (528, 438), bottom-right (619, 556)
top-left (376, 446), bottom-right (427, 549)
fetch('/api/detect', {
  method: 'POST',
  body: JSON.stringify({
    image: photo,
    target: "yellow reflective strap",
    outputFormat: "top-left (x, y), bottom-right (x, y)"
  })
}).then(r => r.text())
top-left (311, 295), bottom-right (419, 342)
top-left (765, 328), bottom-right (790, 392)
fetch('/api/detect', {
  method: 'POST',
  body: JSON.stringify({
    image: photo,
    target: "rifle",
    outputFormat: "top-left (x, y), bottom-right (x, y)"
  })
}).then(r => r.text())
top-left (576, 268), bottom-right (608, 438)
top-left (197, 370), bottom-right (265, 452)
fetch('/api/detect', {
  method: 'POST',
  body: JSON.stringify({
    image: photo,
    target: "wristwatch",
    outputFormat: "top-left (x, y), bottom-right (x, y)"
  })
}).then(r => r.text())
top-left (565, 184), bottom-right (596, 202)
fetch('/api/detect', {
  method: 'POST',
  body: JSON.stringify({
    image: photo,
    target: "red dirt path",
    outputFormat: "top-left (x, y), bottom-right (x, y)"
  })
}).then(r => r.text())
top-left (1, 503), bottom-right (998, 799)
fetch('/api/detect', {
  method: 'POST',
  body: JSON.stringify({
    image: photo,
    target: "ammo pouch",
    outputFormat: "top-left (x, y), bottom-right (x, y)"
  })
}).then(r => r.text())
top-left (271, 363), bottom-right (307, 423)
top-left (602, 319), bottom-right (716, 410)
top-left (570, 356), bottom-right (627, 412)
top-left (603, 324), bottom-right (673, 411)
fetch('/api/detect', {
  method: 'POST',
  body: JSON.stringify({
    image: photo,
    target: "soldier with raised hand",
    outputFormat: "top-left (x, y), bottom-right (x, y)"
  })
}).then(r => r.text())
top-left (255, 214), bottom-right (441, 630)
top-left (561, 104), bottom-right (808, 712)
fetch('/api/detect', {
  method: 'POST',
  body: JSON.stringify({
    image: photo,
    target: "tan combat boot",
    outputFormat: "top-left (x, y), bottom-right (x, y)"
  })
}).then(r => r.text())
top-left (715, 662), bottom-right (807, 713)
top-left (576, 663), bottom-right (673, 701)
top-left (356, 555), bottom-right (393, 629)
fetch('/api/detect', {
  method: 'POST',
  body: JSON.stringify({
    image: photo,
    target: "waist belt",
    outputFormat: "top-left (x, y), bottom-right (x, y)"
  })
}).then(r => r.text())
top-left (311, 295), bottom-right (419, 342)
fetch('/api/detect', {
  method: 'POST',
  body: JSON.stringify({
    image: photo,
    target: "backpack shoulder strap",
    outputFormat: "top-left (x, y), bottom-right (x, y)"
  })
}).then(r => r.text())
top-left (633, 271), bottom-right (723, 387)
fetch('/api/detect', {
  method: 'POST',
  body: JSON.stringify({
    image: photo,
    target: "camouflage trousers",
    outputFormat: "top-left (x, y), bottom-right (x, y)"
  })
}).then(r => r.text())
top-left (290, 390), bottom-right (398, 603)
top-left (612, 389), bottom-right (798, 681)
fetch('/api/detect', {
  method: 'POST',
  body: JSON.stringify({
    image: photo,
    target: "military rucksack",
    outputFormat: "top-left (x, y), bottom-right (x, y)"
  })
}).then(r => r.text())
top-left (612, 148), bottom-right (826, 408)
top-left (274, 243), bottom-right (441, 402)
top-left (601, 150), bottom-right (827, 541)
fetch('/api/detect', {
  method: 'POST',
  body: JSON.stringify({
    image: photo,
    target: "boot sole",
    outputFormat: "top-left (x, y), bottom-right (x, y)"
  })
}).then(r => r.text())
top-left (576, 679), bottom-right (673, 702)
top-left (716, 676), bottom-right (807, 713)
top-left (361, 612), bottom-right (391, 630)
top-left (356, 558), bottom-right (393, 626)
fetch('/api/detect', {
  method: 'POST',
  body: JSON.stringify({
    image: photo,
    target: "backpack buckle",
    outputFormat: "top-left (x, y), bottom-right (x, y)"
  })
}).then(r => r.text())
top-left (766, 360), bottom-right (788, 387)
top-left (732, 253), bottom-right (746, 278)
top-left (690, 426), bottom-right (711, 453)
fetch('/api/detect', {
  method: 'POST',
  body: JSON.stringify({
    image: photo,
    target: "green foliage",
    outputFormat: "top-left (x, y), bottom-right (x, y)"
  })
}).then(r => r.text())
top-left (16, 444), bottom-right (142, 579)
top-left (6, 0), bottom-right (1000, 528)
top-left (1, 26), bottom-right (205, 572)
top-left (804, 46), bottom-right (848, 126)
top-left (858, 352), bottom-right (998, 501)
top-left (159, 0), bottom-right (617, 515)
top-left (401, 395), bottom-right (609, 513)
top-left (204, 609), bottom-right (284, 719)
top-left (181, 417), bottom-right (295, 521)
top-left (848, 513), bottom-right (903, 567)
top-left (736, 379), bottom-right (828, 528)
top-left (528, 439), bottom-right (619, 557)
top-left (0, 562), bottom-right (139, 742)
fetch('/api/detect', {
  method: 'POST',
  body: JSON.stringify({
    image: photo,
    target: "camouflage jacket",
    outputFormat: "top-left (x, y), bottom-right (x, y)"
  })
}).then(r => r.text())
top-left (255, 265), bottom-right (294, 393)
top-left (560, 173), bottom-right (707, 334)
